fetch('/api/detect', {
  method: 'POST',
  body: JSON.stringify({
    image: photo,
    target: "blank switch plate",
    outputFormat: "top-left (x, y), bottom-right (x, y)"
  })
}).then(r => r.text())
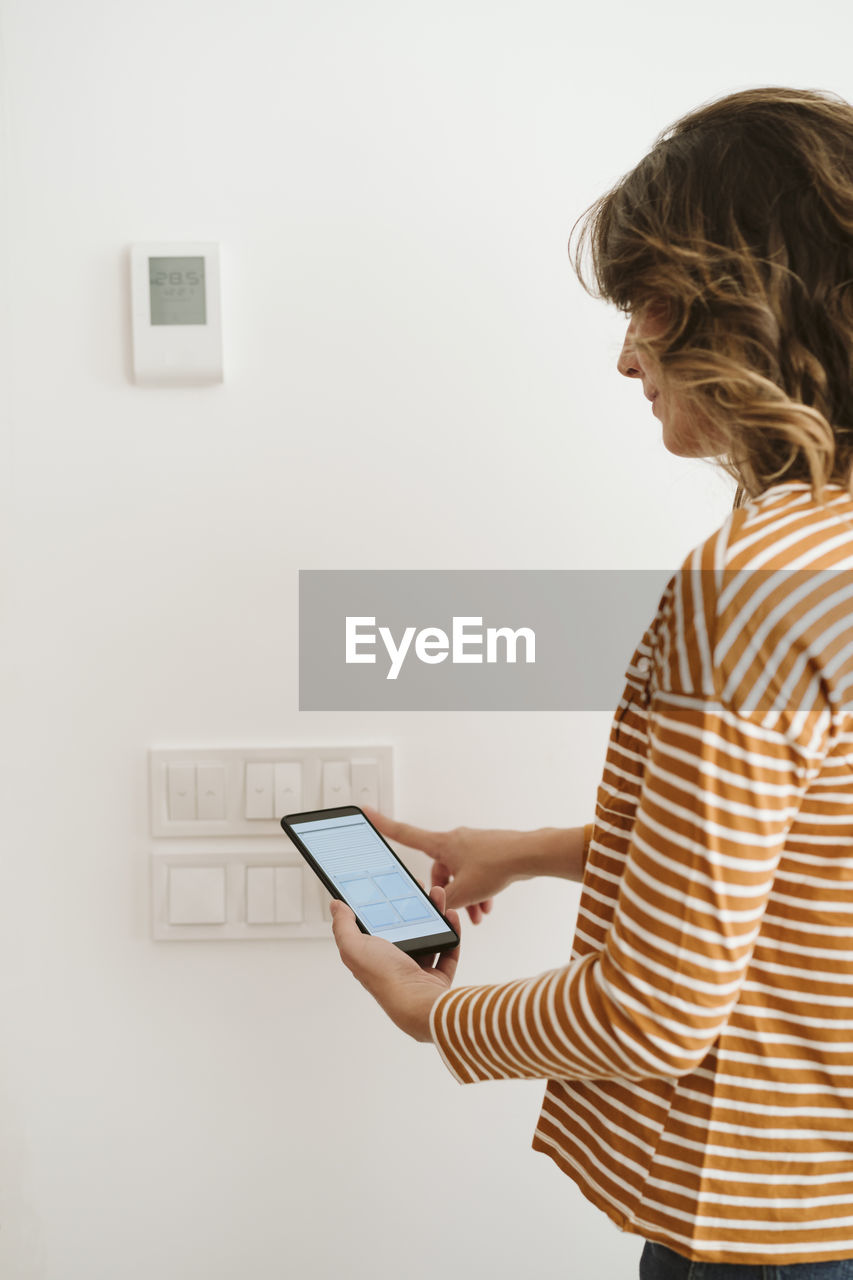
top-left (168, 866), bottom-right (226, 925)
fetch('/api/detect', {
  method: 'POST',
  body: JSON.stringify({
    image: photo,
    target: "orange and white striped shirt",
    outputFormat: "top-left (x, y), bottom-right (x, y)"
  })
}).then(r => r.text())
top-left (429, 480), bottom-right (853, 1265)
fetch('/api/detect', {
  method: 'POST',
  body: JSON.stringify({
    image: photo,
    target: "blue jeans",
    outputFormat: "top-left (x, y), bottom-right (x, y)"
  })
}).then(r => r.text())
top-left (639, 1241), bottom-right (853, 1280)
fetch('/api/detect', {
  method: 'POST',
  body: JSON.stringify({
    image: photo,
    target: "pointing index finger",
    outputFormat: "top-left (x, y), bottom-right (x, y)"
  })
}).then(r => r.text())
top-left (361, 805), bottom-right (443, 861)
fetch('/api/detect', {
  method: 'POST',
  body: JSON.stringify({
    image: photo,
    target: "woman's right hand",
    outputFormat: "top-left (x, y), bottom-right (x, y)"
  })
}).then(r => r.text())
top-left (361, 805), bottom-right (526, 925)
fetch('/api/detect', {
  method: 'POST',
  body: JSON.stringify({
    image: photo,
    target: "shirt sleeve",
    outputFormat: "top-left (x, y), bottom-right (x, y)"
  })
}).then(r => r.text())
top-left (429, 552), bottom-right (834, 1086)
top-left (582, 821), bottom-right (594, 871)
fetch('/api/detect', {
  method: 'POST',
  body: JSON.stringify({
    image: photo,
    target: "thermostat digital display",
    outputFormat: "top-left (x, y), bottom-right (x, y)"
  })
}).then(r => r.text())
top-left (130, 241), bottom-right (223, 386)
top-left (149, 256), bottom-right (207, 326)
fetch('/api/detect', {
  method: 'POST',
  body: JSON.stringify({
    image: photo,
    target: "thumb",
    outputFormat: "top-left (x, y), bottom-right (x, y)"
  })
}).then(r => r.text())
top-left (442, 880), bottom-right (460, 910)
top-left (329, 899), bottom-right (362, 961)
top-left (439, 871), bottom-right (475, 912)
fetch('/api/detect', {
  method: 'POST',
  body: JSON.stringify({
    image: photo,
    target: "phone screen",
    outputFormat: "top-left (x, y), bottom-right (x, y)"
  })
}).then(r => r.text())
top-left (283, 808), bottom-right (458, 954)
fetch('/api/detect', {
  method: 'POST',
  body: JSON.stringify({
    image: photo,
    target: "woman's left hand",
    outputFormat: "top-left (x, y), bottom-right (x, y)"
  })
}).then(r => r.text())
top-left (329, 885), bottom-right (461, 1042)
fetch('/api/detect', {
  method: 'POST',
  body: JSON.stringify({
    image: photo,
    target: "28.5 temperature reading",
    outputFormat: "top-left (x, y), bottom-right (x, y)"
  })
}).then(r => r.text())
top-left (150, 269), bottom-right (202, 288)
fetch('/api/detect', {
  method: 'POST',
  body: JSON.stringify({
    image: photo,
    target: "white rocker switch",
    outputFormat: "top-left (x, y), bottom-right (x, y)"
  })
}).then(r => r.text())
top-left (246, 867), bottom-right (276, 924)
top-left (322, 761), bottom-right (351, 807)
top-left (167, 764), bottom-right (196, 821)
top-left (274, 762), bottom-right (302, 817)
top-left (197, 764), bottom-right (226, 820)
top-left (168, 867), bottom-right (226, 925)
top-left (275, 867), bottom-right (303, 923)
top-left (246, 867), bottom-right (303, 925)
top-left (351, 760), bottom-right (379, 810)
top-left (245, 762), bottom-right (274, 819)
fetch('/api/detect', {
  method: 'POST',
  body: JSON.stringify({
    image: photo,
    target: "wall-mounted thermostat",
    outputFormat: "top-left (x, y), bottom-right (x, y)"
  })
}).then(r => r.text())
top-left (130, 242), bottom-right (223, 386)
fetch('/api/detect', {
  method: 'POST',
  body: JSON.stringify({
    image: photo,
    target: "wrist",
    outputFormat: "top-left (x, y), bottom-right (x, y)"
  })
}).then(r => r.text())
top-left (401, 987), bottom-right (444, 1043)
top-left (513, 826), bottom-right (587, 882)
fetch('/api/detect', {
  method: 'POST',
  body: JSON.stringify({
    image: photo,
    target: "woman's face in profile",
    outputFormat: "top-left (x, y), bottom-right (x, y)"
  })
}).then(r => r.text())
top-left (617, 308), bottom-right (717, 458)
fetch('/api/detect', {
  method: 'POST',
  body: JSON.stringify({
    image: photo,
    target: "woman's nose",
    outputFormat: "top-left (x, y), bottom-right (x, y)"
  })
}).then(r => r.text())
top-left (617, 318), bottom-right (642, 379)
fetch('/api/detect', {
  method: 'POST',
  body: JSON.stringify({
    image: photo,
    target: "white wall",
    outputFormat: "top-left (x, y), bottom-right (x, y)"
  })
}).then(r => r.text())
top-left (1, 2), bottom-right (850, 1277)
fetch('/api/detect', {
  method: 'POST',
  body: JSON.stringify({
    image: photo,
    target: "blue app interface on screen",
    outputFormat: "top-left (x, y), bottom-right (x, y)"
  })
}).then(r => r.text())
top-left (290, 814), bottom-right (449, 944)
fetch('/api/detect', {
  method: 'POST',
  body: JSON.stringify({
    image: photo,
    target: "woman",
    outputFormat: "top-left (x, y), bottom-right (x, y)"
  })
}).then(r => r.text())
top-left (329, 86), bottom-right (853, 1277)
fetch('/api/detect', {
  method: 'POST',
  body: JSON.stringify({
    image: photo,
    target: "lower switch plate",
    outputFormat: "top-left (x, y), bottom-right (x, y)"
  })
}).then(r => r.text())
top-left (151, 851), bottom-right (331, 940)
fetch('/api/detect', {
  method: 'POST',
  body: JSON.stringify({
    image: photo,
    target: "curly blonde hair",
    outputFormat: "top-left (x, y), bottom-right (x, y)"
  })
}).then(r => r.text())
top-left (569, 86), bottom-right (853, 508)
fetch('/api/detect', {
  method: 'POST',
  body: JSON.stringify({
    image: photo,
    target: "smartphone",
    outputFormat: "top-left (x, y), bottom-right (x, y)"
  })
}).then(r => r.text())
top-left (280, 805), bottom-right (460, 957)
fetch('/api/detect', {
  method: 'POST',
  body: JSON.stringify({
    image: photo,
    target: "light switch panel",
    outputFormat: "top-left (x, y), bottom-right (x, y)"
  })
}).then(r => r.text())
top-left (150, 746), bottom-right (392, 838)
